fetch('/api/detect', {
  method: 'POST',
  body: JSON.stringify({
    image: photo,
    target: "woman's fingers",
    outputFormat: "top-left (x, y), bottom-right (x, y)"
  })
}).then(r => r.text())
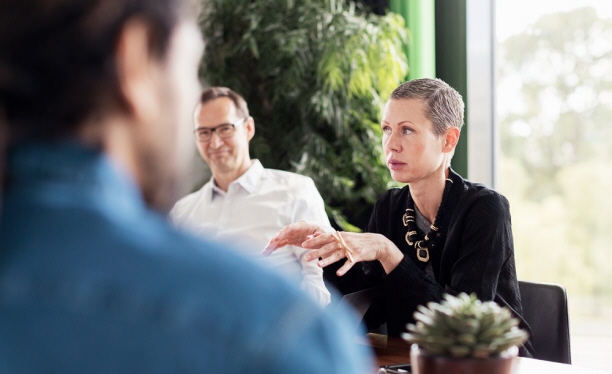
top-left (304, 240), bottom-right (339, 262)
top-left (263, 222), bottom-right (327, 255)
top-left (336, 257), bottom-right (358, 276)
top-left (317, 247), bottom-right (349, 268)
top-left (270, 230), bottom-right (400, 275)
top-left (303, 231), bottom-right (358, 266)
top-left (301, 233), bottom-right (336, 249)
top-left (262, 231), bottom-right (289, 255)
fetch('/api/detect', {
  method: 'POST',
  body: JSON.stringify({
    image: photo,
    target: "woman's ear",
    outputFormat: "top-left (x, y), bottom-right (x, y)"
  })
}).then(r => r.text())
top-left (442, 126), bottom-right (460, 153)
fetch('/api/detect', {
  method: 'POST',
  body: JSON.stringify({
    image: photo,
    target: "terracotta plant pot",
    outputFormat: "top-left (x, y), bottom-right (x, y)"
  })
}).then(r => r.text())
top-left (410, 344), bottom-right (518, 374)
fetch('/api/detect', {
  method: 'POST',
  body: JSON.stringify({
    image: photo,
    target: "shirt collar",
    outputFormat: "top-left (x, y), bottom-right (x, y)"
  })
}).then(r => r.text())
top-left (209, 159), bottom-right (264, 198)
top-left (7, 140), bottom-right (146, 218)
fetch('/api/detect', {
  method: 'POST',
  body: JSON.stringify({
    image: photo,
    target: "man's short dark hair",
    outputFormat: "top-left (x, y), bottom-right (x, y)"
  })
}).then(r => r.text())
top-left (0, 0), bottom-right (192, 144)
top-left (200, 87), bottom-right (250, 118)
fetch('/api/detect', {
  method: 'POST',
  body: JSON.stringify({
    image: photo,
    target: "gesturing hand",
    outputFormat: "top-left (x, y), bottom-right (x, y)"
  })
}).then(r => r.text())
top-left (299, 231), bottom-right (403, 276)
top-left (262, 222), bottom-right (327, 255)
top-left (263, 222), bottom-right (404, 276)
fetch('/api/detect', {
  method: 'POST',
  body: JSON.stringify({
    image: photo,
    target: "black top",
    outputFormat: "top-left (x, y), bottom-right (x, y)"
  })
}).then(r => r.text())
top-left (325, 168), bottom-right (534, 357)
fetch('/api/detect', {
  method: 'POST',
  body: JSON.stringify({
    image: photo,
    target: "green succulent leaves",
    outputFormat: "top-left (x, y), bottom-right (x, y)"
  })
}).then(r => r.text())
top-left (402, 293), bottom-right (529, 359)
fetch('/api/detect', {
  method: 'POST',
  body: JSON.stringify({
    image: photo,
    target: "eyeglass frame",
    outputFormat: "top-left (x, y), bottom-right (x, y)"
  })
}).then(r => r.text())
top-left (193, 117), bottom-right (246, 142)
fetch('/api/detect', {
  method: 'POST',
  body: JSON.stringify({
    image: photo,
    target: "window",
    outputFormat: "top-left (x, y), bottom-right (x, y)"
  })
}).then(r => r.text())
top-left (496, 0), bottom-right (612, 369)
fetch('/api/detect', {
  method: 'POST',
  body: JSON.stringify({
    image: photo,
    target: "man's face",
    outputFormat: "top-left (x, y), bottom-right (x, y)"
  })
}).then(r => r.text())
top-left (136, 20), bottom-right (204, 211)
top-left (194, 97), bottom-right (254, 177)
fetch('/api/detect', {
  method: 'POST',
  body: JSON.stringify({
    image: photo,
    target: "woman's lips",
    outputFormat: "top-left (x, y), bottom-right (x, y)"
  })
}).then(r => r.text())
top-left (388, 159), bottom-right (406, 170)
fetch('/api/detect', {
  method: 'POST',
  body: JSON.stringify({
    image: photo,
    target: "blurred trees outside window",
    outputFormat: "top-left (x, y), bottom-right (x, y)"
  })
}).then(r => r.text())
top-left (199, 0), bottom-right (408, 230)
top-left (496, 1), bottom-right (612, 369)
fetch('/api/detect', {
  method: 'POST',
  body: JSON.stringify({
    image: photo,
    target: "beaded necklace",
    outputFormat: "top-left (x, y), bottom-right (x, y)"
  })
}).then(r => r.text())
top-left (402, 178), bottom-right (453, 262)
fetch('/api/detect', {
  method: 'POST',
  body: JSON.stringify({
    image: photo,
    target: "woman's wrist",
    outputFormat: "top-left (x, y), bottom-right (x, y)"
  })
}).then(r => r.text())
top-left (378, 239), bottom-right (404, 274)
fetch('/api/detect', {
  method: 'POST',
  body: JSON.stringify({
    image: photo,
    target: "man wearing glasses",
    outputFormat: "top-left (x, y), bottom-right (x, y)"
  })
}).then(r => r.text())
top-left (171, 87), bottom-right (331, 307)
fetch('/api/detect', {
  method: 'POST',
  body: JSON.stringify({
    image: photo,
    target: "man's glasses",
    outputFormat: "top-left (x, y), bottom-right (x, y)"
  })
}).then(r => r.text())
top-left (194, 118), bottom-right (245, 142)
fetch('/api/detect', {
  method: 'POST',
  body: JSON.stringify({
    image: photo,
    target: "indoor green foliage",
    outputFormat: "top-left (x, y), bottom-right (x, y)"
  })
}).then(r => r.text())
top-left (199, 0), bottom-right (408, 230)
top-left (403, 293), bottom-right (529, 359)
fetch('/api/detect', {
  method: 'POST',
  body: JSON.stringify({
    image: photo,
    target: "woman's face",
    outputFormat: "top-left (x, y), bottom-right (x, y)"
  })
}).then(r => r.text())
top-left (381, 98), bottom-right (448, 184)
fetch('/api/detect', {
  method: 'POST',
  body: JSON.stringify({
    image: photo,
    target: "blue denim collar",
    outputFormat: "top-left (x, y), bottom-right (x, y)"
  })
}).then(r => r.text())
top-left (7, 140), bottom-right (145, 220)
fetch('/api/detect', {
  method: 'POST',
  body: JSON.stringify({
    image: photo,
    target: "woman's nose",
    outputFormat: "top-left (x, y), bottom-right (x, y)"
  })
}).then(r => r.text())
top-left (384, 132), bottom-right (401, 153)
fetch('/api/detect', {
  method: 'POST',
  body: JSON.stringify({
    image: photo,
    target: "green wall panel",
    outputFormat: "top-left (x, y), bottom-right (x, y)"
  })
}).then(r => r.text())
top-left (389, 0), bottom-right (436, 80)
top-left (435, 0), bottom-right (467, 177)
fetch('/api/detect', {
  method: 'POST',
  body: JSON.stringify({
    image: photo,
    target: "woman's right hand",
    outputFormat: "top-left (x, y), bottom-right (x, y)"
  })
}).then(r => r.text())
top-left (262, 222), bottom-right (328, 256)
top-left (264, 222), bottom-right (405, 276)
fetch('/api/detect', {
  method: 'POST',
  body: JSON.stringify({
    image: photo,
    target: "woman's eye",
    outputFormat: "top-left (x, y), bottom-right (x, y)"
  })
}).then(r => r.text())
top-left (401, 127), bottom-right (413, 135)
top-left (382, 126), bottom-right (392, 134)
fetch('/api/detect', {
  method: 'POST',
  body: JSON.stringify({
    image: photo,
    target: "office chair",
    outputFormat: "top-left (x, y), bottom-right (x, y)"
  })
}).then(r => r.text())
top-left (518, 280), bottom-right (571, 364)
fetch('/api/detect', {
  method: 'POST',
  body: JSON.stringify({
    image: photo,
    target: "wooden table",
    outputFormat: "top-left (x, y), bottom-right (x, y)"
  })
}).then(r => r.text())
top-left (363, 334), bottom-right (610, 373)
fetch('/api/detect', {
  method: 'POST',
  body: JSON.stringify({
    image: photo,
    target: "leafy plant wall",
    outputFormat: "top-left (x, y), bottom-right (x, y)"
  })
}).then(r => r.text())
top-left (200, 0), bottom-right (408, 230)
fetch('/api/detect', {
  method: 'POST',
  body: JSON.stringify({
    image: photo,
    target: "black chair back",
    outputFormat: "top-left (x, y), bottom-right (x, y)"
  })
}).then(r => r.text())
top-left (518, 280), bottom-right (571, 364)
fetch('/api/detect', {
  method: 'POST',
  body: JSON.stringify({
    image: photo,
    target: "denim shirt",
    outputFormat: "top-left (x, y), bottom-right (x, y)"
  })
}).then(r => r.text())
top-left (0, 142), bottom-right (372, 373)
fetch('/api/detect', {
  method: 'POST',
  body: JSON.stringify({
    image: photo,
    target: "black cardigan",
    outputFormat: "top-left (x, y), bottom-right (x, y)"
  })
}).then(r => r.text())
top-left (325, 168), bottom-right (534, 357)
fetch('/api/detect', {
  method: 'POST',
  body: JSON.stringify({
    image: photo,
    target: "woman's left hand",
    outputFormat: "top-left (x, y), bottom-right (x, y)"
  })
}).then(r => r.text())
top-left (302, 232), bottom-right (404, 276)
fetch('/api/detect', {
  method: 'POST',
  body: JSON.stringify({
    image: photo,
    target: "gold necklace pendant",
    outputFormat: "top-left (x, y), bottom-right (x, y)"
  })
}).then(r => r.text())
top-left (405, 230), bottom-right (417, 246)
top-left (402, 212), bottom-right (414, 226)
top-left (415, 240), bottom-right (430, 262)
top-left (403, 178), bottom-right (452, 264)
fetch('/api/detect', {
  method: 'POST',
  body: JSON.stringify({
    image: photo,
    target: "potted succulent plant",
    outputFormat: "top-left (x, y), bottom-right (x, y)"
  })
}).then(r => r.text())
top-left (402, 293), bottom-right (529, 374)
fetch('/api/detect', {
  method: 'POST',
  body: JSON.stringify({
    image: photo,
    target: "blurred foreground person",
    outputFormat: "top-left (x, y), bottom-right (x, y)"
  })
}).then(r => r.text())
top-left (0, 0), bottom-right (372, 373)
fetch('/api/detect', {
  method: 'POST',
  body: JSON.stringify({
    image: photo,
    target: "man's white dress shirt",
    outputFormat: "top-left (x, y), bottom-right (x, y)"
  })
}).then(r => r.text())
top-left (170, 160), bottom-right (331, 307)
